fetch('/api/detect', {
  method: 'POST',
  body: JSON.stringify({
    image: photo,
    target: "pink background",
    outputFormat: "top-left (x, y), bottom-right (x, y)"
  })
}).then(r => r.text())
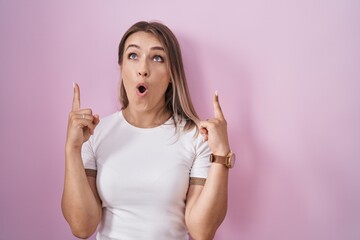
top-left (1, 0), bottom-right (359, 239)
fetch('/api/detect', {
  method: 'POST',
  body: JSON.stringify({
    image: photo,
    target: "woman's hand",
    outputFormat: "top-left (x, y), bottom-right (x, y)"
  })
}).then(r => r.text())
top-left (199, 91), bottom-right (230, 156)
top-left (66, 83), bottom-right (100, 151)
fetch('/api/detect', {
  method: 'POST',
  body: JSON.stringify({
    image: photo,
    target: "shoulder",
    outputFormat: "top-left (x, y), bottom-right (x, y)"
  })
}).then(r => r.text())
top-left (91, 111), bottom-right (122, 138)
top-left (95, 111), bottom-right (122, 129)
top-left (177, 123), bottom-right (204, 147)
top-left (98, 111), bottom-right (121, 124)
top-left (173, 115), bottom-right (199, 133)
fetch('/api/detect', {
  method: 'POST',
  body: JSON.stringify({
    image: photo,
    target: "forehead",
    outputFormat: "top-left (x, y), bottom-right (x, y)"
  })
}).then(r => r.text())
top-left (125, 31), bottom-right (164, 49)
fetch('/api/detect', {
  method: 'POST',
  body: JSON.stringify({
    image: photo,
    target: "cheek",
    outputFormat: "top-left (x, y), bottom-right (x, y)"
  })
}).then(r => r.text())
top-left (159, 82), bottom-right (170, 97)
top-left (121, 62), bottom-right (135, 77)
top-left (158, 74), bottom-right (170, 90)
top-left (157, 68), bottom-right (170, 83)
top-left (121, 71), bottom-right (132, 95)
top-left (121, 67), bottom-right (133, 85)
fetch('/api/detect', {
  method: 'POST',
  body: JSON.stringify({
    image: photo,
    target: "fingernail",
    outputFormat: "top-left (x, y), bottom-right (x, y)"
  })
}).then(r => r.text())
top-left (73, 82), bottom-right (76, 88)
top-left (215, 90), bottom-right (218, 96)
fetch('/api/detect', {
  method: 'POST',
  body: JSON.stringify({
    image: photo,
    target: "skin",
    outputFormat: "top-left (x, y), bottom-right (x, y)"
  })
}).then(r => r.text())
top-left (186, 92), bottom-right (230, 239)
top-left (121, 31), bottom-right (172, 128)
top-left (62, 83), bottom-right (102, 238)
top-left (62, 31), bottom-right (231, 239)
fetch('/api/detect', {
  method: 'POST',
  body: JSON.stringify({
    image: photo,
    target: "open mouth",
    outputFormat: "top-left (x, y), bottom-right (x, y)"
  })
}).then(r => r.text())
top-left (136, 83), bottom-right (148, 96)
top-left (138, 85), bottom-right (146, 93)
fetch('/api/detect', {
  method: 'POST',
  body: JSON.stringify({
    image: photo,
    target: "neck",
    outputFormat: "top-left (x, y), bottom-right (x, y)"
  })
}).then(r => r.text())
top-left (122, 105), bottom-right (172, 128)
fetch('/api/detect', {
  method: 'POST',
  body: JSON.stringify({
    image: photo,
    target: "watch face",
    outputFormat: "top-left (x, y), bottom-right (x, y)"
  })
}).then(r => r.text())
top-left (210, 154), bottom-right (215, 163)
top-left (210, 152), bottom-right (236, 168)
top-left (227, 152), bottom-right (236, 168)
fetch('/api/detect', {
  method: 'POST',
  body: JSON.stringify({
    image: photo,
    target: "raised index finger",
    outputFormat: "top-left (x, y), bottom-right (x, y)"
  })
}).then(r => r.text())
top-left (72, 82), bottom-right (81, 111)
top-left (213, 90), bottom-right (225, 119)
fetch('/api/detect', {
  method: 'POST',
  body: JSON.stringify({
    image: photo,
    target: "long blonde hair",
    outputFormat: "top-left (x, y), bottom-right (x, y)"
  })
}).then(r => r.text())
top-left (118, 21), bottom-right (199, 132)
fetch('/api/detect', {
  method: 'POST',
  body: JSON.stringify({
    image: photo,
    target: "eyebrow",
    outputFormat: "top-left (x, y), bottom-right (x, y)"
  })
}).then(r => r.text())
top-left (126, 44), bottom-right (165, 52)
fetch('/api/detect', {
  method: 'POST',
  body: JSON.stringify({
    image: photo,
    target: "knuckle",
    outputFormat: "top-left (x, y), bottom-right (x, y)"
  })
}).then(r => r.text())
top-left (217, 118), bottom-right (226, 125)
top-left (69, 111), bottom-right (75, 117)
top-left (88, 123), bottom-right (95, 130)
top-left (84, 108), bottom-right (93, 114)
top-left (70, 118), bottom-right (78, 126)
top-left (69, 113), bottom-right (77, 121)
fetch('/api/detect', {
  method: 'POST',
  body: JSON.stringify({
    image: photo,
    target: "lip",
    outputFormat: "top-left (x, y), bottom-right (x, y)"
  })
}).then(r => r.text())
top-left (136, 83), bottom-right (149, 97)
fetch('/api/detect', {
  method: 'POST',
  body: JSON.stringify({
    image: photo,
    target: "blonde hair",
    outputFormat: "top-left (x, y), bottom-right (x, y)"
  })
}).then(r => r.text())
top-left (118, 21), bottom-right (199, 132)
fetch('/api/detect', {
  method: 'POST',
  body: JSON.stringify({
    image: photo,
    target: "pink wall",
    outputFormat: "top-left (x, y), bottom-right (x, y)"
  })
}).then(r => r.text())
top-left (1, 0), bottom-right (359, 239)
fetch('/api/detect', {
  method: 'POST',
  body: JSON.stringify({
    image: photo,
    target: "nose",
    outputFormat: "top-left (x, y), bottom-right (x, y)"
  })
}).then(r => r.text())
top-left (138, 71), bottom-right (148, 77)
top-left (138, 58), bottom-right (149, 77)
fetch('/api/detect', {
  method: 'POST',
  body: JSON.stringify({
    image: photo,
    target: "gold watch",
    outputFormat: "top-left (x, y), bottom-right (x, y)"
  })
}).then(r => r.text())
top-left (210, 151), bottom-right (236, 168)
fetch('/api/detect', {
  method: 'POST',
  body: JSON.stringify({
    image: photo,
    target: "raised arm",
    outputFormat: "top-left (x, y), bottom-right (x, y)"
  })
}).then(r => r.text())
top-left (185, 91), bottom-right (232, 240)
top-left (61, 83), bottom-right (102, 239)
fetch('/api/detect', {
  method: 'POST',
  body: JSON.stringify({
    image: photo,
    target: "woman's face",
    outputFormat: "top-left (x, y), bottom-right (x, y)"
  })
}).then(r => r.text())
top-left (121, 31), bottom-right (170, 113)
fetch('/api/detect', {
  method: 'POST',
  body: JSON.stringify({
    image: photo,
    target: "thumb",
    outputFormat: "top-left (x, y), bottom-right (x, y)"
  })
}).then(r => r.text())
top-left (93, 114), bottom-right (100, 126)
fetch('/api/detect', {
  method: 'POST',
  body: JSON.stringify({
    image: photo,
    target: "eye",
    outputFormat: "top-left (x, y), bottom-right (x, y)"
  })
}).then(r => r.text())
top-left (153, 55), bottom-right (164, 62)
top-left (128, 53), bottom-right (138, 60)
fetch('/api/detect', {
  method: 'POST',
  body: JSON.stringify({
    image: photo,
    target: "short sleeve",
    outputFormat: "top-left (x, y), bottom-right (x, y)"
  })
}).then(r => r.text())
top-left (81, 137), bottom-right (97, 170)
top-left (190, 134), bottom-right (211, 178)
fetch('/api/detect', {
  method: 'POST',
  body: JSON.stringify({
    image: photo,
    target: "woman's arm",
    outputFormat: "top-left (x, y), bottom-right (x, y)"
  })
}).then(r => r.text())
top-left (185, 164), bottom-right (228, 240)
top-left (61, 83), bottom-right (102, 239)
top-left (61, 149), bottom-right (102, 239)
top-left (185, 91), bottom-right (231, 239)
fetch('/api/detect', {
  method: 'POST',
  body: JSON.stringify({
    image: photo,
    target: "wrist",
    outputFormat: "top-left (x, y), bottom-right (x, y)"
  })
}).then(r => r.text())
top-left (65, 144), bottom-right (82, 155)
top-left (210, 150), bottom-right (236, 169)
top-left (212, 148), bottom-right (231, 157)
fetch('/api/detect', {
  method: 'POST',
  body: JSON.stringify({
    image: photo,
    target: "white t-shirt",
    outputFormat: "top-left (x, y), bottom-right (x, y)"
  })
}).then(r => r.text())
top-left (81, 111), bottom-right (211, 240)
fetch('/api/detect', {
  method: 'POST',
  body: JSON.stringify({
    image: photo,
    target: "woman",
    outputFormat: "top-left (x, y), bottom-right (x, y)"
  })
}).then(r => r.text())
top-left (62, 21), bottom-right (235, 240)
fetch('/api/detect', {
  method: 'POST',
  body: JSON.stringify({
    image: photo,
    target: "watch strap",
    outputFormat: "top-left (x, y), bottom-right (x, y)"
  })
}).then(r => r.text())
top-left (210, 151), bottom-right (234, 168)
